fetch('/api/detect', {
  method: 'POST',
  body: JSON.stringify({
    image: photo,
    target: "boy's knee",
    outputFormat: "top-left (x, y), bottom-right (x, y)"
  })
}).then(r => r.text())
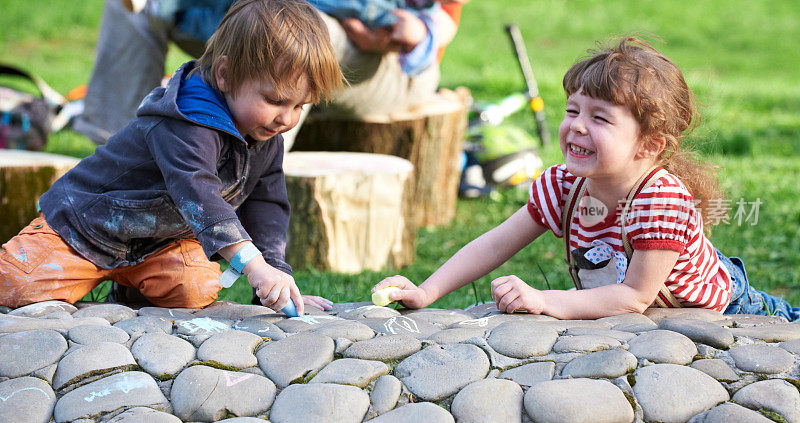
top-left (137, 266), bottom-right (221, 309)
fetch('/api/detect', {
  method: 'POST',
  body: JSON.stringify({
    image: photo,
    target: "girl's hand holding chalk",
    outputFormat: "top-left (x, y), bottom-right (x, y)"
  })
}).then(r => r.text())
top-left (372, 286), bottom-right (401, 307)
top-left (370, 276), bottom-right (430, 309)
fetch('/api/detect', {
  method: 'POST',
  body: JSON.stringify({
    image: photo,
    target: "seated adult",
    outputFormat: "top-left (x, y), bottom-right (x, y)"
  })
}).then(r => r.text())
top-left (74, 0), bottom-right (464, 148)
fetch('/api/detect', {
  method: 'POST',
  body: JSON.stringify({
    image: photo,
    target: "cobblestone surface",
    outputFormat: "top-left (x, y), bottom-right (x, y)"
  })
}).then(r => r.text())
top-left (1, 301), bottom-right (799, 422)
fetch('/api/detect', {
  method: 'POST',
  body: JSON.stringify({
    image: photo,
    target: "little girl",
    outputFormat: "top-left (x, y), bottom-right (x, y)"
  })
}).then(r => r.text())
top-left (374, 37), bottom-right (800, 321)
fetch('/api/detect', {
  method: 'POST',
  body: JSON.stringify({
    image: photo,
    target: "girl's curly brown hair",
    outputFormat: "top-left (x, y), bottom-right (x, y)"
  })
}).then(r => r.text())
top-left (563, 37), bottom-right (724, 231)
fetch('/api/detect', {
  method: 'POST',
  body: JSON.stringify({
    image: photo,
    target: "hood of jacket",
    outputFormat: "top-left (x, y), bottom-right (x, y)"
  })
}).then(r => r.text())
top-left (137, 60), bottom-right (246, 143)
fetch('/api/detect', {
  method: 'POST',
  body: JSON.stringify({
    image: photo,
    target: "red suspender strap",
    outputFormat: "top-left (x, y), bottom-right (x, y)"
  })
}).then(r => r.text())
top-left (562, 177), bottom-right (587, 290)
top-left (562, 167), bottom-right (682, 308)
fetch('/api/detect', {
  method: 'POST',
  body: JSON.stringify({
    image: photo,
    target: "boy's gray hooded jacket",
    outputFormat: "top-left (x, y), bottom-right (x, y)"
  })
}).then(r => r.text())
top-left (40, 61), bottom-right (292, 273)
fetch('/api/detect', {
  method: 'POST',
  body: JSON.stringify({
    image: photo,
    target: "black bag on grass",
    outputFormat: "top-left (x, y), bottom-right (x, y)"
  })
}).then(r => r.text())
top-left (0, 64), bottom-right (66, 150)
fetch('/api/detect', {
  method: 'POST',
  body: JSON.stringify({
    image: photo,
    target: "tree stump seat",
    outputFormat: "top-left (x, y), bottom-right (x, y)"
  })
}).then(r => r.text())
top-left (283, 151), bottom-right (415, 273)
top-left (292, 89), bottom-right (469, 228)
top-left (0, 150), bottom-right (80, 240)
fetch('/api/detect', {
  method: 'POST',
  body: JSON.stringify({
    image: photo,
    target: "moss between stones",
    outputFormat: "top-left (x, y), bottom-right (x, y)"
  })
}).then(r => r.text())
top-left (58, 364), bottom-right (141, 394)
top-left (189, 360), bottom-right (240, 372)
top-left (156, 373), bottom-right (173, 381)
top-left (759, 409), bottom-right (788, 423)
top-left (782, 378), bottom-right (800, 391)
top-left (626, 373), bottom-right (636, 387)
top-left (622, 392), bottom-right (637, 413)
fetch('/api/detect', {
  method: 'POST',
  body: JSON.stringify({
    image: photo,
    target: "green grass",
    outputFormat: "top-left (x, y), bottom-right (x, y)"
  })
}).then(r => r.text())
top-left (2, 0), bottom-right (798, 308)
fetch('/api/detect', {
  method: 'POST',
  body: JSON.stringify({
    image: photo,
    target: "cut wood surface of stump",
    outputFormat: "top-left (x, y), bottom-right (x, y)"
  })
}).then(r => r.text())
top-left (293, 90), bottom-right (468, 228)
top-left (0, 150), bottom-right (80, 241)
top-left (284, 152), bottom-right (415, 273)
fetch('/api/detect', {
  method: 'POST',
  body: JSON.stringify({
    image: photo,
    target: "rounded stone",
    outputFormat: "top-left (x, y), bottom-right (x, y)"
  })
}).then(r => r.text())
top-left (487, 322), bottom-right (559, 358)
top-left (729, 323), bottom-right (800, 342)
top-left (658, 318), bottom-right (734, 349)
top-left (552, 334), bottom-right (621, 353)
top-left (427, 328), bottom-right (486, 344)
top-left (131, 332), bottom-right (195, 377)
top-left (563, 327), bottom-right (636, 342)
top-left (451, 378), bottom-right (523, 423)
top-left (365, 402), bottom-right (454, 423)
top-left (72, 304), bottom-right (136, 324)
top-left (401, 309), bottom-right (472, 327)
top-left (174, 317), bottom-right (232, 340)
top-left (0, 376), bottom-right (56, 423)
top-left (197, 330), bottom-right (262, 369)
top-left (53, 341), bottom-right (137, 391)
top-left (309, 358), bottom-right (388, 387)
top-left (369, 375), bottom-right (402, 416)
top-left (523, 378), bottom-right (634, 423)
top-left (779, 338), bottom-right (800, 355)
top-left (311, 320), bottom-right (375, 342)
top-left (53, 371), bottom-right (170, 422)
top-left (105, 407), bottom-right (181, 422)
top-left (7, 301), bottom-right (77, 317)
top-left (688, 402), bottom-right (773, 423)
top-left (597, 312), bottom-right (656, 327)
top-left (728, 344), bottom-right (794, 374)
top-left (689, 359), bottom-right (740, 381)
top-left (561, 348), bottom-right (638, 379)
top-left (627, 329), bottom-right (697, 364)
top-left (68, 324), bottom-right (130, 345)
top-left (0, 329), bottom-right (67, 378)
top-left (256, 332), bottom-right (334, 388)
top-left (632, 363), bottom-right (729, 422)
top-left (269, 383), bottom-right (370, 423)
top-left (275, 315), bottom-right (343, 333)
top-left (360, 316), bottom-right (441, 340)
top-left (343, 334), bottom-right (422, 361)
top-left (193, 301), bottom-right (274, 320)
top-left (731, 379), bottom-right (800, 423)
top-left (137, 307), bottom-right (195, 320)
top-left (233, 316), bottom-right (286, 340)
top-left (170, 365), bottom-right (276, 421)
top-left (498, 362), bottom-right (555, 386)
top-left (393, 344), bottom-right (490, 402)
top-left (0, 314), bottom-right (109, 334)
top-left (644, 308), bottom-right (724, 324)
top-left (113, 316), bottom-right (173, 339)
top-left (337, 305), bottom-right (400, 320)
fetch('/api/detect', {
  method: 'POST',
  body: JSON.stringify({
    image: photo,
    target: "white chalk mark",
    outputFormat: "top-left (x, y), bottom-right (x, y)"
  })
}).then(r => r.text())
top-left (289, 315), bottom-right (337, 325)
top-left (83, 373), bottom-right (147, 402)
top-left (459, 317), bottom-right (489, 327)
top-left (384, 316), bottom-right (420, 334)
top-left (0, 387), bottom-right (51, 402)
top-left (178, 317), bottom-right (229, 334)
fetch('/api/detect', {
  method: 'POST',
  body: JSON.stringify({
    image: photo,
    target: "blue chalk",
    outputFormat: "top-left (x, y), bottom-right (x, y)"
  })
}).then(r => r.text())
top-left (281, 300), bottom-right (298, 317)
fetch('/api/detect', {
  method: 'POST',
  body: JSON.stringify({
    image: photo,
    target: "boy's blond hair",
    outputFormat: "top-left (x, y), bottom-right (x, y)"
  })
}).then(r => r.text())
top-left (197, 0), bottom-right (343, 103)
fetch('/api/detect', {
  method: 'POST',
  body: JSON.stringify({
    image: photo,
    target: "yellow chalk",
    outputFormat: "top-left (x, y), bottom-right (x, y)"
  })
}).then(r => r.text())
top-left (372, 286), bottom-right (401, 307)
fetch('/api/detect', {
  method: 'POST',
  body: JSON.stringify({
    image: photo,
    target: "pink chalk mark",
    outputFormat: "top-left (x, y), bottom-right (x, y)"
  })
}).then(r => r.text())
top-left (224, 372), bottom-right (254, 387)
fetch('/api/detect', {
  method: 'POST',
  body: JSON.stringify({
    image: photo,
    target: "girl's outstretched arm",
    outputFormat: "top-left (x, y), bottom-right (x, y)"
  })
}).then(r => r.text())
top-left (493, 248), bottom-right (679, 319)
top-left (373, 205), bottom-right (547, 308)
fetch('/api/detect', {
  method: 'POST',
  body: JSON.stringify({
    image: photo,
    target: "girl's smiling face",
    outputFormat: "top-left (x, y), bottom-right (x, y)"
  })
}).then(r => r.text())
top-left (559, 91), bottom-right (647, 182)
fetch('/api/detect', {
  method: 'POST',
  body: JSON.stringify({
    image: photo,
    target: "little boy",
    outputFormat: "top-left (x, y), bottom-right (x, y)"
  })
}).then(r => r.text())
top-left (0, 0), bottom-right (343, 314)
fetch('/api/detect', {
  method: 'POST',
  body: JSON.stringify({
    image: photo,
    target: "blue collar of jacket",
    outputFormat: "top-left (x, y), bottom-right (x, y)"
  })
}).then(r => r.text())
top-left (175, 69), bottom-right (245, 142)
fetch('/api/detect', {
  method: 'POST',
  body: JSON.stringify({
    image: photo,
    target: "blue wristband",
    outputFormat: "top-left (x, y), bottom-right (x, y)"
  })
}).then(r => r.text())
top-left (229, 243), bottom-right (261, 274)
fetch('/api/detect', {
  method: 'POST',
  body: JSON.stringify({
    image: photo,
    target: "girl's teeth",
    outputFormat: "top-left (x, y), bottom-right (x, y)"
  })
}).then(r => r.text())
top-left (571, 145), bottom-right (592, 155)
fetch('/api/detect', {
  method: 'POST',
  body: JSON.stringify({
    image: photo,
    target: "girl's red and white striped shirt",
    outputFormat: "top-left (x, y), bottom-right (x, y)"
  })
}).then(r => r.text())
top-left (527, 164), bottom-right (732, 311)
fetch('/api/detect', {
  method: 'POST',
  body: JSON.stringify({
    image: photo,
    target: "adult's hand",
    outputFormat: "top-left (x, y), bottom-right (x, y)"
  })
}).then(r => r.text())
top-left (390, 9), bottom-right (427, 52)
top-left (340, 18), bottom-right (399, 52)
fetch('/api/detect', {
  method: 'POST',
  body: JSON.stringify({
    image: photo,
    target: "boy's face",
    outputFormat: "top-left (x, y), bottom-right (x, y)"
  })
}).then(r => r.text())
top-left (221, 73), bottom-right (312, 142)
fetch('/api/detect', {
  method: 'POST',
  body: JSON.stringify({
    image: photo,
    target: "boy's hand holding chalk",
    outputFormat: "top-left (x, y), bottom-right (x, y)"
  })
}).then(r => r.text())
top-left (370, 275), bottom-right (431, 309)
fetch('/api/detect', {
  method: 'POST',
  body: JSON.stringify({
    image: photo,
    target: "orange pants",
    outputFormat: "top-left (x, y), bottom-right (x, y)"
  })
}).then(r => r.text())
top-left (0, 216), bottom-right (222, 308)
